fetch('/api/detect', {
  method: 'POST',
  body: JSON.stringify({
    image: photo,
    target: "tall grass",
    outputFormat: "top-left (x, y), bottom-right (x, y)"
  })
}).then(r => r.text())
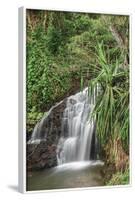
top-left (107, 168), bottom-right (129, 185)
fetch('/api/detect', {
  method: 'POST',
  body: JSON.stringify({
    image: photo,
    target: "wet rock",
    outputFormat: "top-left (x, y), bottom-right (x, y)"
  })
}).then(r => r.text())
top-left (41, 153), bottom-right (48, 159)
top-left (27, 99), bottom-right (67, 171)
top-left (27, 142), bottom-right (57, 170)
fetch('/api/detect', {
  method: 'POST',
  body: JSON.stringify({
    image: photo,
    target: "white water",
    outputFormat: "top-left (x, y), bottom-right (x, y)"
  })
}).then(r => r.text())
top-left (27, 87), bottom-right (105, 191)
top-left (54, 160), bottom-right (104, 172)
top-left (57, 87), bottom-right (96, 165)
top-left (27, 100), bottom-right (63, 144)
top-left (28, 87), bottom-right (97, 167)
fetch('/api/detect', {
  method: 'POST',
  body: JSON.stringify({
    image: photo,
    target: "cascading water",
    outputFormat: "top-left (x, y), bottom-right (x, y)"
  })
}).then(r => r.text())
top-left (28, 87), bottom-right (98, 167)
top-left (27, 87), bottom-right (105, 191)
top-left (57, 87), bottom-right (96, 165)
top-left (27, 100), bottom-right (63, 144)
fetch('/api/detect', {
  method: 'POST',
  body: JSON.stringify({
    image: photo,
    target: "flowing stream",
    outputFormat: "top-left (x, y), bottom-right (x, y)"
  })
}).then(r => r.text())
top-left (57, 87), bottom-right (96, 164)
top-left (27, 87), bottom-right (104, 191)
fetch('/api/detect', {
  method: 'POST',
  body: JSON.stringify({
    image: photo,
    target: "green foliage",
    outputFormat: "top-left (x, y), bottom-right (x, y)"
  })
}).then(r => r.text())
top-left (27, 110), bottom-right (44, 124)
top-left (27, 108), bottom-right (47, 133)
top-left (89, 43), bottom-right (129, 152)
top-left (73, 14), bottom-right (92, 33)
top-left (45, 26), bottom-right (63, 55)
top-left (107, 168), bottom-right (129, 185)
top-left (66, 17), bottom-right (118, 71)
top-left (27, 23), bottom-right (72, 114)
top-left (26, 11), bottom-right (129, 159)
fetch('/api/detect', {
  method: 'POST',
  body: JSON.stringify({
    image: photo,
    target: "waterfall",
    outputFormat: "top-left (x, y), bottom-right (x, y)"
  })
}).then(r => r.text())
top-left (27, 100), bottom-right (63, 144)
top-left (57, 87), bottom-right (96, 165)
top-left (28, 87), bottom-right (97, 167)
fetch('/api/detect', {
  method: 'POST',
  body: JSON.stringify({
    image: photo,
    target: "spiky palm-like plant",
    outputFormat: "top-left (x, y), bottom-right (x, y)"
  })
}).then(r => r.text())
top-left (89, 43), bottom-right (129, 152)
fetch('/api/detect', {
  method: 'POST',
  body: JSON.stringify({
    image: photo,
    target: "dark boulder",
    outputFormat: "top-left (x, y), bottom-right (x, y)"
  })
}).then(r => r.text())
top-left (27, 99), bottom-right (67, 171)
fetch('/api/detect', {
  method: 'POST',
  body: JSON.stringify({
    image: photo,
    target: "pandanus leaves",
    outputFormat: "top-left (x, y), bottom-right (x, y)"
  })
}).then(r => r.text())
top-left (89, 43), bottom-right (129, 150)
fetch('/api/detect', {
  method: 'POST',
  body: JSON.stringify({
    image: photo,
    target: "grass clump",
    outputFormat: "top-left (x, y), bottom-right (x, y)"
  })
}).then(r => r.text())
top-left (107, 168), bottom-right (129, 186)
